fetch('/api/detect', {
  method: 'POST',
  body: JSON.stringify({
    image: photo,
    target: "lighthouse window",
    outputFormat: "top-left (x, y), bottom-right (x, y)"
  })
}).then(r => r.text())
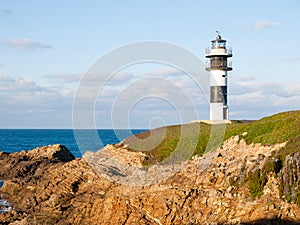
top-left (218, 42), bottom-right (226, 48)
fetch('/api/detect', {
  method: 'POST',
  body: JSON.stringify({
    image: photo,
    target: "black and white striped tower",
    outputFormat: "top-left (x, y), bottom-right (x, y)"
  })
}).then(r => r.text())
top-left (205, 33), bottom-right (232, 120)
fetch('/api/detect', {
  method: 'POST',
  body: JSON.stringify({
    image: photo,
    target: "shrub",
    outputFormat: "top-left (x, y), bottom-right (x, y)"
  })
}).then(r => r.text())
top-left (248, 169), bottom-right (268, 198)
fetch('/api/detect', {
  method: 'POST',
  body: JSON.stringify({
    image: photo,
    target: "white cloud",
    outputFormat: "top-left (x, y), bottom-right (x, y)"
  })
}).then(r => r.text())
top-left (285, 55), bottom-right (300, 62)
top-left (44, 73), bottom-right (82, 83)
top-left (235, 74), bottom-right (255, 82)
top-left (155, 67), bottom-right (186, 77)
top-left (229, 75), bottom-right (300, 119)
top-left (90, 66), bottom-right (210, 128)
top-left (0, 74), bottom-right (43, 93)
top-left (105, 72), bottom-right (136, 86)
top-left (0, 8), bottom-right (11, 15)
top-left (8, 38), bottom-right (53, 51)
top-left (0, 74), bottom-right (74, 118)
top-left (230, 74), bottom-right (300, 98)
top-left (255, 20), bottom-right (280, 29)
top-left (2, 68), bottom-right (300, 128)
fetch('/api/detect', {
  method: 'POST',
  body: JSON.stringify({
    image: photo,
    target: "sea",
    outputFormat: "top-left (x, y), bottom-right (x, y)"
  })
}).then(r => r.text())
top-left (0, 129), bottom-right (147, 158)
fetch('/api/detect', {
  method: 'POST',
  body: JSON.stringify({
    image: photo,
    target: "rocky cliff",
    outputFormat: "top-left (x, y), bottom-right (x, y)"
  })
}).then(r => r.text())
top-left (0, 134), bottom-right (300, 224)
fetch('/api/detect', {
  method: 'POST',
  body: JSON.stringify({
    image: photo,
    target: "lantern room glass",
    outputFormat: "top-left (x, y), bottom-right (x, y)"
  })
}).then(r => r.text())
top-left (212, 40), bottom-right (226, 49)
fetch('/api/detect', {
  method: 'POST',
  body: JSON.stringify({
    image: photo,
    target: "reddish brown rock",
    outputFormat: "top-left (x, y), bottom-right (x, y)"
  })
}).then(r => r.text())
top-left (0, 140), bottom-right (299, 224)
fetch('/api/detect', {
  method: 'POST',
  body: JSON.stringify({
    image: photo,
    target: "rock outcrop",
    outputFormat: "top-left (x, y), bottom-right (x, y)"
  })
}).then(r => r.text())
top-left (0, 139), bottom-right (300, 224)
top-left (279, 151), bottom-right (300, 206)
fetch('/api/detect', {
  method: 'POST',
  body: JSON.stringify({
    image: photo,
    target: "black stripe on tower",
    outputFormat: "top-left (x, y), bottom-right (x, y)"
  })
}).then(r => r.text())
top-left (210, 86), bottom-right (227, 104)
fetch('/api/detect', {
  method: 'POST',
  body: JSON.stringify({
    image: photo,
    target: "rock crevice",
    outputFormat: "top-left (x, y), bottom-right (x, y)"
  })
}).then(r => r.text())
top-left (0, 138), bottom-right (299, 224)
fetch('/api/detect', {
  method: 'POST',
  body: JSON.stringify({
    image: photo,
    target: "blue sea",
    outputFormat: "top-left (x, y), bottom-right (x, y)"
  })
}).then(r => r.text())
top-left (0, 129), bottom-right (147, 158)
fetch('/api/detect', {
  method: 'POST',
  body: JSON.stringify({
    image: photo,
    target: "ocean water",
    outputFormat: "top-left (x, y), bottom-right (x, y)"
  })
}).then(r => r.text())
top-left (0, 129), bottom-right (147, 158)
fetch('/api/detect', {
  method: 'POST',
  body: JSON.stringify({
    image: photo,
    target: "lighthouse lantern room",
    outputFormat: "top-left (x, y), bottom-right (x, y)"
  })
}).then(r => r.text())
top-left (205, 32), bottom-right (233, 121)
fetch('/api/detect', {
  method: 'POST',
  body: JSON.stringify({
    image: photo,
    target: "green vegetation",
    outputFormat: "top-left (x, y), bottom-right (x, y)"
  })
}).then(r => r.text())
top-left (226, 111), bottom-right (300, 200)
top-left (248, 169), bottom-right (267, 198)
top-left (228, 176), bottom-right (239, 187)
top-left (125, 122), bottom-right (213, 165)
top-left (124, 110), bottom-right (300, 201)
top-left (125, 110), bottom-right (300, 166)
top-left (225, 110), bottom-right (300, 146)
top-left (247, 159), bottom-right (282, 199)
top-left (295, 192), bottom-right (300, 207)
top-left (274, 135), bottom-right (300, 164)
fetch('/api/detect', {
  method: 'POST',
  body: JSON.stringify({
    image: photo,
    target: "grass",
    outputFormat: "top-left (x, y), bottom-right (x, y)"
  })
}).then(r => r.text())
top-left (124, 122), bottom-right (213, 165)
top-left (124, 110), bottom-right (300, 165)
top-left (122, 110), bottom-right (300, 201)
top-left (248, 169), bottom-right (267, 198)
top-left (224, 110), bottom-right (300, 146)
top-left (247, 159), bottom-right (283, 199)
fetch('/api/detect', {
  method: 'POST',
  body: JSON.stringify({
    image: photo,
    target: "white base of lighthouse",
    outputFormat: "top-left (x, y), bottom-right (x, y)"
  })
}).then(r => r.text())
top-left (210, 103), bottom-right (228, 120)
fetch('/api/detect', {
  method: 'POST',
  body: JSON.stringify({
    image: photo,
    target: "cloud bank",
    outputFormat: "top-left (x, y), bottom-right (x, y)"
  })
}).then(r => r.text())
top-left (229, 74), bottom-right (300, 119)
top-left (44, 73), bottom-right (82, 83)
top-left (8, 38), bottom-right (53, 51)
top-left (0, 73), bottom-right (73, 128)
top-left (0, 68), bottom-right (299, 128)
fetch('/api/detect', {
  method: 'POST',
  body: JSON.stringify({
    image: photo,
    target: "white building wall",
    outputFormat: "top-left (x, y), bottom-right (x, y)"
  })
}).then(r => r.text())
top-left (210, 48), bottom-right (227, 56)
top-left (210, 70), bottom-right (227, 86)
top-left (210, 104), bottom-right (228, 120)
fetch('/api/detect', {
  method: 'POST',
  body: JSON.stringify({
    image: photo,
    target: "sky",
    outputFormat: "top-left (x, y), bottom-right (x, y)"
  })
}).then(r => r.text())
top-left (0, 0), bottom-right (300, 128)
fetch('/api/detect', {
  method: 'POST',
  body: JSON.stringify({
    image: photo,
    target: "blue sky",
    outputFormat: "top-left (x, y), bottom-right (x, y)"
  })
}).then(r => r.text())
top-left (0, 1), bottom-right (300, 128)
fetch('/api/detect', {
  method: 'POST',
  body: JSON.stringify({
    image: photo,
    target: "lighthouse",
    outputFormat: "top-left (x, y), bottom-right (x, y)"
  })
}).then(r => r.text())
top-left (205, 32), bottom-right (232, 121)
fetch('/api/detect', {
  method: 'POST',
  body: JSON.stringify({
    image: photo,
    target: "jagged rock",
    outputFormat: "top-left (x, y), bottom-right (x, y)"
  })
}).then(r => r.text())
top-left (25, 144), bottom-right (75, 162)
top-left (0, 144), bottom-right (75, 180)
top-left (0, 140), bottom-right (299, 224)
top-left (279, 151), bottom-right (300, 204)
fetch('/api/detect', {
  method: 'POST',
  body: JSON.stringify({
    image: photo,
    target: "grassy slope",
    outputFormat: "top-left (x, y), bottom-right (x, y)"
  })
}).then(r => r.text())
top-left (125, 110), bottom-right (300, 164)
top-left (124, 110), bottom-right (300, 202)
